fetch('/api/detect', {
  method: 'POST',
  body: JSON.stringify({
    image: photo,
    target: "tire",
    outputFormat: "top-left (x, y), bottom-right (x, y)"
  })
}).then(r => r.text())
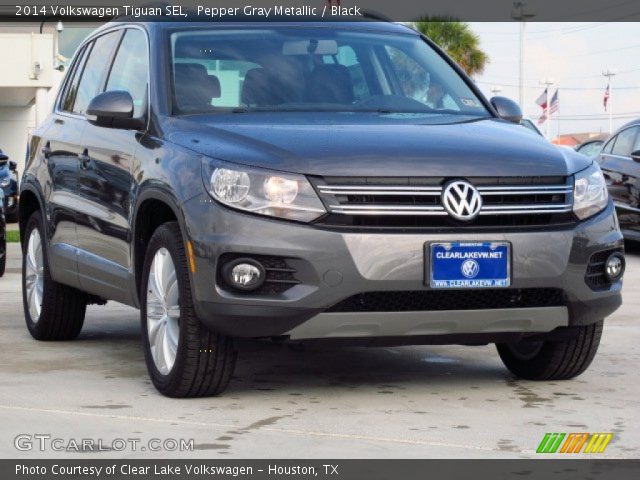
top-left (22, 210), bottom-right (87, 340)
top-left (140, 222), bottom-right (237, 397)
top-left (0, 238), bottom-right (6, 277)
top-left (496, 320), bottom-right (604, 380)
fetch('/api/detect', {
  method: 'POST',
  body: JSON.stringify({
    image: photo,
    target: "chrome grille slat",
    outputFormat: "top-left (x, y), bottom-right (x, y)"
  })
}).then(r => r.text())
top-left (328, 205), bottom-right (445, 211)
top-left (479, 189), bottom-right (571, 196)
top-left (313, 177), bottom-right (575, 227)
top-left (318, 184), bottom-right (571, 196)
top-left (329, 205), bottom-right (572, 216)
top-left (320, 190), bottom-right (442, 196)
top-left (477, 185), bottom-right (572, 192)
top-left (318, 185), bottom-right (442, 191)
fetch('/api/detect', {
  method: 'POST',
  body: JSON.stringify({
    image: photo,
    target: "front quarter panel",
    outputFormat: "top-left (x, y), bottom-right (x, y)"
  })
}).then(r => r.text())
top-left (129, 135), bottom-right (208, 306)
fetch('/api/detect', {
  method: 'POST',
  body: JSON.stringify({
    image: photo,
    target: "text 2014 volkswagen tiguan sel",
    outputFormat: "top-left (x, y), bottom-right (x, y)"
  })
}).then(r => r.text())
top-left (19, 21), bottom-right (624, 397)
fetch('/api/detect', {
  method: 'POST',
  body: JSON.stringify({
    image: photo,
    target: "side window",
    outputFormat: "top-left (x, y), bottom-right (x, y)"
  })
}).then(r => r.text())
top-left (72, 31), bottom-right (121, 115)
top-left (633, 129), bottom-right (640, 153)
top-left (60, 44), bottom-right (90, 112)
top-left (602, 137), bottom-right (615, 154)
top-left (105, 29), bottom-right (149, 118)
top-left (611, 127), bottom-right (639, 157)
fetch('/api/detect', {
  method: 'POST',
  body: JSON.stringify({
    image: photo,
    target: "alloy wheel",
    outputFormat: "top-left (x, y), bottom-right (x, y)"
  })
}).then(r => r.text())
top-left (24, 228), bottom-right (44, 322)
top-left (146, 248), bottom-right (181, 375)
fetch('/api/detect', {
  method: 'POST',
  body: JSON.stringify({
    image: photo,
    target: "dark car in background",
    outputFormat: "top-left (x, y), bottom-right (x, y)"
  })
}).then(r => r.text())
top-left (597, 119), bottom-right (640, 241)
top-left (0, 189), bottom-right (6, 277)
top-left (19, 21), bottom-right (624, 397)
top-left (576, 139), bottom-right (604, 159)
top-left (0, 150), bottom-right (19, 223)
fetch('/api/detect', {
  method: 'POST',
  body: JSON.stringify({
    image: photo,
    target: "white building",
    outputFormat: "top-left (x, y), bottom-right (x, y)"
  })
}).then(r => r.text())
top-left (0, 22), bottom-right (96, 173)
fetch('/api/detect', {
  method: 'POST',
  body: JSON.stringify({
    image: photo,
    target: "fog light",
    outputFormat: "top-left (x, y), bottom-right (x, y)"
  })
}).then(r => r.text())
top-left (604, 252), bottom-right (625, 282)
top-left (222, 258), bottom-right (265, 291)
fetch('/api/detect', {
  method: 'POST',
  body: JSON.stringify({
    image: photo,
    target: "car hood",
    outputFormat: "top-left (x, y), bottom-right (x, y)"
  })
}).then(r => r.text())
top-left (164, 113), bottom-right (590, 177)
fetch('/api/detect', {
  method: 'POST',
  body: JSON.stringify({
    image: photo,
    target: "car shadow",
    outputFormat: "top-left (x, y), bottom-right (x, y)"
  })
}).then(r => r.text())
top-left (76, 310), bottom-right (508, 394)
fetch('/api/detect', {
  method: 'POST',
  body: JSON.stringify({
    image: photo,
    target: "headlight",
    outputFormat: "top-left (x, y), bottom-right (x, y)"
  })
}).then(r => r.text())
top-left (0, 177), bottom-right (9, 188)
top-left (573, 162), bottom-right (609, 220)
top-left (202, 159), bottom-right (326, 222)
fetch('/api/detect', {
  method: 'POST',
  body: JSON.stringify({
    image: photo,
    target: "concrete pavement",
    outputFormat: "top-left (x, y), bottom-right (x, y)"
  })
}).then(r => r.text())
top-left (1, 241), bottom-right (639, 458)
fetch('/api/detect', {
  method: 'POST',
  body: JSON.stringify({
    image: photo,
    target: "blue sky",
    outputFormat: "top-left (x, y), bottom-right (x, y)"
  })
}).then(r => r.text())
top-left (469, 22), bottom-right (640, 137)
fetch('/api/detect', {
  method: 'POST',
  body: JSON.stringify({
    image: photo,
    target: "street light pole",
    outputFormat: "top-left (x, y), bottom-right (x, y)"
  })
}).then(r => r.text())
top-left (519, 21), bottom-right (525, 107)
top-left (512, 2), bottom-right (536, 111)
top-left (603, 69), bottom-right (617, 134)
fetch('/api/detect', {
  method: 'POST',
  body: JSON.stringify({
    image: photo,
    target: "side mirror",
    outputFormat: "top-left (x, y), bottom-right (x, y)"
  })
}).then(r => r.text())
top-left (9, 161), bottom-right (17, 171)
top-left (490, 96), bottom-right (523, 124)
top-left (86, 91), bottom-right (144, 130)
top-left (0, 151), bottom-right (8, 161)
top-left (631, 150), bottom-right (640, 162)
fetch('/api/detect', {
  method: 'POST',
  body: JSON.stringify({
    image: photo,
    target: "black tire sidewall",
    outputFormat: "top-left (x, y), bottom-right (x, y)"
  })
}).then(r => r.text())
top-left (140, 224), bottom-right (190, 393)
top-left (0, 238), bottom-right (6, 277)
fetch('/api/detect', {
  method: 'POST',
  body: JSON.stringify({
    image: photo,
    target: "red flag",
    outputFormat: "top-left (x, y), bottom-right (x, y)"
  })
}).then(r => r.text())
top-left (535, 88), bottom-right (548, 109)
top-left (603, 84), bottom-right (610, 111)
top-left (536, 88), bottom-right (548, 124)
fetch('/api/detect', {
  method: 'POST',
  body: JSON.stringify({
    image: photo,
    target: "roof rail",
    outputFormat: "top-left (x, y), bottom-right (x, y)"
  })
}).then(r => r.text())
top-left (359, 10), bottom-right (393, 22)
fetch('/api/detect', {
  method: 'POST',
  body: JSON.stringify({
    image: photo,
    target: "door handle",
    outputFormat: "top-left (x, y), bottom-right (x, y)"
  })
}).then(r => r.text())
top-left (78, 149), bottom-right (91, 170)
top-left (41, 142), bottom-right (51, 159)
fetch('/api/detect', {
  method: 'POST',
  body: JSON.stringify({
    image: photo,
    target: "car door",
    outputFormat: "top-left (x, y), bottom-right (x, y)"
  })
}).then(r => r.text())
top-left (76, 27), bottom-right (149, 305)
top-left (44, 30), bottom-right (122, 289)
top-left (599, 126), bottom-right (640, 237)
top-left (38, 42), bottom-right (92, 288)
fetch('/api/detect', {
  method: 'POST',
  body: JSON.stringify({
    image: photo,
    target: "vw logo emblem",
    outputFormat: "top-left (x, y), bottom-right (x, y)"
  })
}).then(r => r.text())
top-left (442, 180), bottom-right (483, 221)
top-left (461, 259), bottom-right (480, 279)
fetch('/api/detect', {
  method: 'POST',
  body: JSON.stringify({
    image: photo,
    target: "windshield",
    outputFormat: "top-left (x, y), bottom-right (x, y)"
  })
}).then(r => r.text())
top-left (169, 26), bottom-right (490, 116)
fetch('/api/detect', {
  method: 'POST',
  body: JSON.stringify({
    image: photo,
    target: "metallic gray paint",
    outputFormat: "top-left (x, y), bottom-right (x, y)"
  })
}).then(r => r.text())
top-left (19, 21), bottom-right (624, 344)
top-left (182, 195), bottom-right (622, 337)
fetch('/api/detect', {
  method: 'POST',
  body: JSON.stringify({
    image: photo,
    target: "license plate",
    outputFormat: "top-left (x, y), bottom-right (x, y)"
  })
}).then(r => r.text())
top-left (428, 242), bottom-right (510, 288)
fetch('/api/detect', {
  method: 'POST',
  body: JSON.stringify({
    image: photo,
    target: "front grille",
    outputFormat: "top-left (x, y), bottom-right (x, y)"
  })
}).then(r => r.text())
top-left (312, 176), bottom-right (576, 230)
top-left (327, 288), bottom-right (565, 313)
top-left (217, 253), bottom-right (299, 295)
top-left (585, 248), bottom-right (623, 291)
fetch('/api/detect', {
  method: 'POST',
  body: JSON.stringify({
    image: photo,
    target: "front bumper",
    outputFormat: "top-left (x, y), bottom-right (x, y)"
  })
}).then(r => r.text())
top-left (182, 195), bottom-right (623, 339)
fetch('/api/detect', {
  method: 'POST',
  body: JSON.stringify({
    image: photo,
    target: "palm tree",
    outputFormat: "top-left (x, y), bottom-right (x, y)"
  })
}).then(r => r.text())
top-left (413, 17), bottom-right (489, 77)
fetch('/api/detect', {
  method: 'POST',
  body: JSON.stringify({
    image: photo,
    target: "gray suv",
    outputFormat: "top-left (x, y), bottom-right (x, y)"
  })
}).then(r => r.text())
top-left (19, 21), bottom-right (624, 397)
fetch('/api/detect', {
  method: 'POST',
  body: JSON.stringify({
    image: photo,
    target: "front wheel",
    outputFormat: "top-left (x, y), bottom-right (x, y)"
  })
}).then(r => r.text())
top-left (496, 320), bottom-right (603, 380)
top-left (140, 222), bottom-right (237, 397)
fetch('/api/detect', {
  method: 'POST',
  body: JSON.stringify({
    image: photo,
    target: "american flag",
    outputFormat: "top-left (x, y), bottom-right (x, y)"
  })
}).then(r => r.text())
top-left (603, 84), bottom-right (610, 111)
top-left (549, 90), bottom-right (559, 114)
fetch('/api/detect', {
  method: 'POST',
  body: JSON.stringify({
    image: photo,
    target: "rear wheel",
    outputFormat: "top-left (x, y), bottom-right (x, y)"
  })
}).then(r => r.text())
top-left (0, 237), bottom-right (6, 277)
top-left (140, 222), bottom-right (237, 397)
top-left (22, 211), bottom-right (87, 340)
top-left (496, 320), bottom-right (603, 380)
